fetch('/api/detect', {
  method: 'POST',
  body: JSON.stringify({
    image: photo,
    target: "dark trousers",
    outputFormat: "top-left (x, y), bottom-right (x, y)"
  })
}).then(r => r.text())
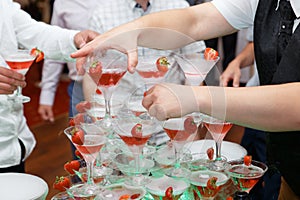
top-left (0, 139), bottom-right (25, 173)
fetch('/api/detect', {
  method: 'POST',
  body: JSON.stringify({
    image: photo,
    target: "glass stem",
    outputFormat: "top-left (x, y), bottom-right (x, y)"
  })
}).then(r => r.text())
top-left (105, 98), bottom-right (111, 117)
top-left (215, 141), bottom-right (222, 161)
top-left (134, 152), bottom-right (141, 173)
top-left (16, 86), bottom-right (22, 97)
top-left (174, 144), bottom-right (181, 169)
top-left (86, 161), bottom-right (95, 185)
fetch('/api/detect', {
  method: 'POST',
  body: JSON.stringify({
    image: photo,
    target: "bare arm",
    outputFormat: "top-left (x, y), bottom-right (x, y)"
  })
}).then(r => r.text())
top-left (143, 82), bottom-right (300, 132)
top-left (71, 3), bottom-right (237, 73)
top-left (220, 42), bottom-right (255, 87)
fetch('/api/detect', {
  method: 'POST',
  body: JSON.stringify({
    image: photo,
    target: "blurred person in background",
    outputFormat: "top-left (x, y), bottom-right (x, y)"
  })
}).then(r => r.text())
top-left (38, 0), bottom-right (102, 159)
top-left (0, 0), bottom-right (97, 173)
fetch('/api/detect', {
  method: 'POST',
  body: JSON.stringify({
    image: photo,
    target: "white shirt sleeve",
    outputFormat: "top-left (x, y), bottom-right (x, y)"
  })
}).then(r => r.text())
top-left (11, 2), bottom-right (78, 61)
top-left (39, 60), bottom-right (65, 106)
top-left (211, 0), bottom-right (258, 30)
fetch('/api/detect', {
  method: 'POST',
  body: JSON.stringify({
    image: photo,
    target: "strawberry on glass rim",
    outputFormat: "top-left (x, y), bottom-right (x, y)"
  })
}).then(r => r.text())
top-left (204, 47), bottom-right (219, 60)
top-left (30, 47), bottom-right (44, 62)
top-left (156, 56), bottom-right (170, 73)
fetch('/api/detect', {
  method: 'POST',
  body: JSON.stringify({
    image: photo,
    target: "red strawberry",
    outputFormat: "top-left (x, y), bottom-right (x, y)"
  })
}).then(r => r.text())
top-left (156, 56), bottom-right (170, 72)
top-left (53, 176), bottom-right (70, 192)
top-left (96, 89), bottom-right (102, 95)
top-left (163, 186), bottom-right (173, 200)
top-left (184, 116), bottom-right (197, 134)
top-left (75, 149), bottom-right (83, 159)
top-left (204, 47), bottom-right (219, 60)
top-left (207, 176), bottom-right (218, 190)
top-left (75, 101), bottom-right (92, 113)
top-left (206, 147), bottom-right (214, 160)
top-left (30, 47), bottom-right (44, 62)
top-left (71, 128), bottom-right (84, 145)
top-left (130, 193), bottom-right (141, 199)
top-left (69, 118), bottom-right (75, 126)
top-left (244, 155), bottom-right (252, 166)
top-left (89, 61), bottom-right (102, 84)
top-left (226, 196), bottom-right (234, 200)
top-left (131, 123), bottom-right (142, 138)
top-left (64, 160), bottom-right (81, 174)
top-left (119, 194), bottom-right (130, 200)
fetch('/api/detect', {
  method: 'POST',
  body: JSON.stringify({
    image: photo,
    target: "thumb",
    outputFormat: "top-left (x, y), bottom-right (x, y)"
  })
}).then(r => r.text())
top-left (127, 49), bottom-right (138, 73)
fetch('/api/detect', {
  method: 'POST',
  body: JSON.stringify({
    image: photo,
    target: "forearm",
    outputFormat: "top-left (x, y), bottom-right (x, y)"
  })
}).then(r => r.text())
top-left (234, 42), bottom-right (254, 68)
top-left (195, 83), bottom-right (300, 132)
top-left (110, 3), bottom-right (236, 50)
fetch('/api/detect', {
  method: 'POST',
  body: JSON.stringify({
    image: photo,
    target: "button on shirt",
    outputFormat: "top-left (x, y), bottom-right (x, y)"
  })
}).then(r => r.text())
top-left (0, 0), bottom-right (78, 167)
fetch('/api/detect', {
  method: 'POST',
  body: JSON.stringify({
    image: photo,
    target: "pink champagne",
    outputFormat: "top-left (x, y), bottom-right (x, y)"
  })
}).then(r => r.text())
top-left (119, 135), bottom-right (151, 146)
top-left (164, 128), bottom-right (191, 142)
top-left (203, 122), bottom-right (232, 142)
top-left (6, 59), bottom-right (34, 75)
top-left (75, 135), bottom-right (106, 163)
top-left (97, 69), bottom-right (125, 86)
top-left (137, 70), bottom-right (166, 78)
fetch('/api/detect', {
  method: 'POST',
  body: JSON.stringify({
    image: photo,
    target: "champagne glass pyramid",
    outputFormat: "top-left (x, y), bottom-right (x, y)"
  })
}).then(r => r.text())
top-left (201, 114), bottom-right (233, 171)
top-left (174, 51), bottom-right (219, 86)
top-left (64, 126), bottom-right (106, 198)
top-left (85, 49), bottom-right (127, 130)
top-left (161, 115), bottom-right (200, 178)
top-left (3, 49), bottom-right (37, 103)
top-left (113, 109), bottom-right (161, 186)
top-left (225, 156), bottom-right (268, 197)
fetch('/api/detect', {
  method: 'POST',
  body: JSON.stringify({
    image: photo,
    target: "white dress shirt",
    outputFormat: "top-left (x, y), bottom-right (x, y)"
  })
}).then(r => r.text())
top-left (39, 0), bottom-right (102, 106)
top-left (0, 0), bottom-right (78, 167)
top-left (212, 0), bottom-right (300, 31)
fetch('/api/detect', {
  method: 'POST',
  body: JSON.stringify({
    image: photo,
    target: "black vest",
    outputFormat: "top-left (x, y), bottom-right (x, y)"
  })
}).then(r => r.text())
top-left (254, 0), bottom-right (300, 195)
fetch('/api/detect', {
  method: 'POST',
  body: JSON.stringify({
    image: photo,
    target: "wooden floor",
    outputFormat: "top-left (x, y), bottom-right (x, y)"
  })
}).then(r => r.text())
top-left (25, 114), bottom-right (72, 200)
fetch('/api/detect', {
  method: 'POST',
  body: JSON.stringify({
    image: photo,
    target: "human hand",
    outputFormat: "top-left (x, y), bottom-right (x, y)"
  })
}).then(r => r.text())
top-left (71, 28), bottom-right (139, 75)
top-left (38, 104), bottom-right (54, 122)
top-left (73, 30), bottom-right (99, 49)
top-left (142, 83), bottom-right (199, 121)
top-left (0, 66), bottom-right (26, 94)
top-left (219, 59), bottom-right (241, 87)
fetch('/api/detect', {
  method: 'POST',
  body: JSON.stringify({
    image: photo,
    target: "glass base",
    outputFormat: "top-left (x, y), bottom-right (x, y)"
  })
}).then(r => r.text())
top-left (209, 159), bottom-right (228, 171)
top-left (7, 94), bottom-right (31, 103)
top-left (67, 183), bottom-right (102, 199)
top-left (125, 175), bottom-right (151, 186)
top-left (18, 95), bottom-right (31, 103)
top-left (163, 167), bottom-right (191, 178)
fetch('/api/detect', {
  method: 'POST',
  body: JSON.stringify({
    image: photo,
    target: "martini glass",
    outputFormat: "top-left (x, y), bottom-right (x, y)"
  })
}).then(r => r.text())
top-left (161, 115), bottom-right (201, 178)
top-left (135, 54), bottom-right (175, 93)
top-left (174, 52), bottom-right (219, 86)
top-left (145, 175), bottom-right (190, 200)
top-left (201, 114), bottom-right (233, 171)
top-left (85, 50), bottom-right (127, 130)
top-left (3, 49), bottom-right (36, 103)
top-left (64, 126), bottom-right (106, 198)
top-left (113, 110), bottom-right (161, 186)
top-left (189, 170), bottom-right (229, 200)
top-left (225, 159), bottom-right (268, 197)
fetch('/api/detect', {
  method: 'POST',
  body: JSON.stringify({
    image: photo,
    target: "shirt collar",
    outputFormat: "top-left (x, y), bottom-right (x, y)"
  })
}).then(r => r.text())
top-left (290, 0), bottom-right (300, 18)
top-left (277, 0), bottom-right (300, 18)
top-left (127, 0), bottom-right (151, 11)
